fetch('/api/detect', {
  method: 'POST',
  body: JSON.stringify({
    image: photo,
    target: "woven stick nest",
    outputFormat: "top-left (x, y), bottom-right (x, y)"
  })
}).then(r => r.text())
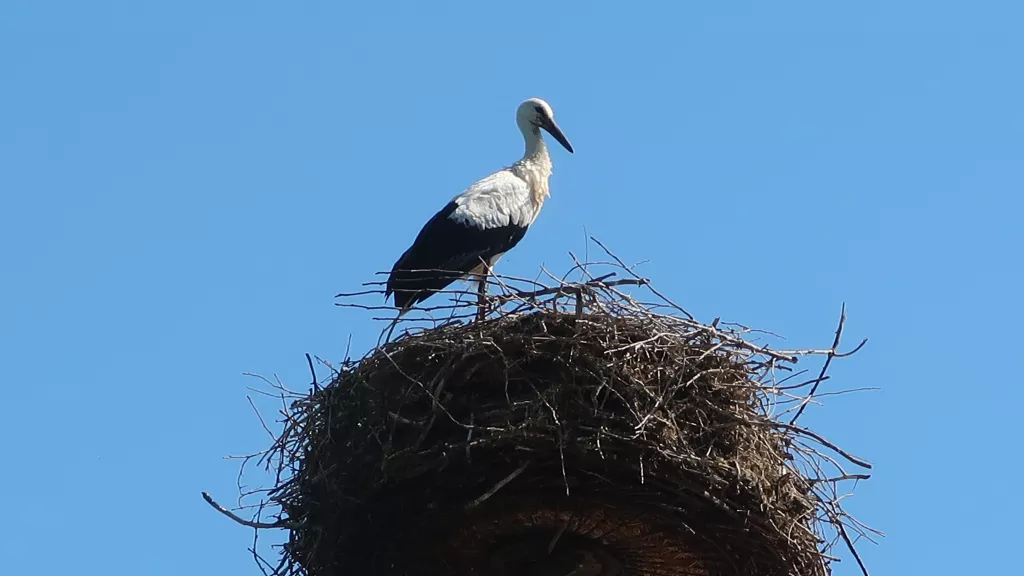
top-left (206, 245), bottom-right (875, 576)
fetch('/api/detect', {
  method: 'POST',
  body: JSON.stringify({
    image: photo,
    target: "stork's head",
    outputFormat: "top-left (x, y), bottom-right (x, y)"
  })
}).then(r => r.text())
top-left (517, 98), bottom-right (573, 154)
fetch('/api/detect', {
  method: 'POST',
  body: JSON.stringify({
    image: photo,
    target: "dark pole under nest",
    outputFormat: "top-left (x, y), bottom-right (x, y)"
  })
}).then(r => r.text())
top-left (204, 248), bottom-right (877, 576)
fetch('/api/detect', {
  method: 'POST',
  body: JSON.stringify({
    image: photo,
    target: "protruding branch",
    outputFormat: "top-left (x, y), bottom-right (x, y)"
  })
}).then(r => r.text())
top-left (790, 303), bottom-right (868, 425)
top-left (201, 491), bottom-right (296, 530)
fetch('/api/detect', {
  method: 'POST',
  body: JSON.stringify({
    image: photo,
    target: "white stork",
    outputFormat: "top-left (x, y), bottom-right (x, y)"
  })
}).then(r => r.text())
top-left (385, 98), bottom-right (573, 319)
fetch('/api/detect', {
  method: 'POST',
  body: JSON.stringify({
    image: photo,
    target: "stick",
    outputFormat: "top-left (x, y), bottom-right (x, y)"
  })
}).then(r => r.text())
top-left (790, 303), bottom-right (868, 425)
top-left (775, 422), bottom-right (873, 469)
top-left (201, 491), bottom-right (297, 529)
top-left (837, 517), bottom-right (872, 576)
top-left (590, 236), bottom-right (694, 320)
top-left (464, 462), bottom-right (530, 510)
top-left (305, 353), bottom-right (319, 393)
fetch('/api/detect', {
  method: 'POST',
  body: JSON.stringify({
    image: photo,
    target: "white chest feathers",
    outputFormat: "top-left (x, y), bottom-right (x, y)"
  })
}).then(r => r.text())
top-left (448, 164), bottom-right (551, 231)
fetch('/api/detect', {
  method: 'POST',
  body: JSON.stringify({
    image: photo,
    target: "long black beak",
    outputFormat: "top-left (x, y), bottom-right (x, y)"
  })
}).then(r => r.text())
top-left (541, 118), bottom-right (574, 154)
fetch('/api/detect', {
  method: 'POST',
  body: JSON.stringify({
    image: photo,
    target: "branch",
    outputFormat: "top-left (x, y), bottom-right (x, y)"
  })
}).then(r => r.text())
top-left (305, 352), bottom-right (320, 393)
top-left (812, 473), bottom-right (872, 484)
top-left (775, 422), bottom-right (873, 469)
top-left (590, 236), bottom-right (694, 320)
top-left (464, 461), bottom-right (530, 510)
top-left (790, 303), bottom-right (868, 425)
top-left (201, 491), bottom-right (297, 529)
top-left (496, 275), bottom-right (648, 303)
top-left (837, 516), bottom-right (872, 576)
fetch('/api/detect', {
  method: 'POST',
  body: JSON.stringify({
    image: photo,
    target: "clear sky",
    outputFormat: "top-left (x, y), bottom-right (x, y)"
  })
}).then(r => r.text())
top-left (2, 1), bottom-right (1021, 574)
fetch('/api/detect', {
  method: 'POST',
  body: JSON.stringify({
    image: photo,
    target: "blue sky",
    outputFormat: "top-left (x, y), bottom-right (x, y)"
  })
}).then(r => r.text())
top-left (2, 1), bottom-right (1021, 574)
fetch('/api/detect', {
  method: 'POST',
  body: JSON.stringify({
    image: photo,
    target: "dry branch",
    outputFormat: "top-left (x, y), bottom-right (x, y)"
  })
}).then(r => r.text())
top-left (202, 491), bottom-right (297, 530)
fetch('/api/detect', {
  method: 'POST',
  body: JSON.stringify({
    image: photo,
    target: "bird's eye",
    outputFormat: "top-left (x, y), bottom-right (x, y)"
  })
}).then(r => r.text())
top-left (534, 106), bottom-right (544, 116)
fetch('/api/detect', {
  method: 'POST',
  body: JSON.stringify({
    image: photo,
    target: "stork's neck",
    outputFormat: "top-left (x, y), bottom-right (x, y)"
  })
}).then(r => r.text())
top-left (518, 128), bottom-right (553, 178)
top-left (524, 125), bottom-right (548, 158)
top-left (513, 128), bottom-right (554, 209)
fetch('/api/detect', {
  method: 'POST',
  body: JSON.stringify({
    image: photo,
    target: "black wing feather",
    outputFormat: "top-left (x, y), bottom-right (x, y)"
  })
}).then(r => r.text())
top-left (386, 201), bottom-right (528, 310)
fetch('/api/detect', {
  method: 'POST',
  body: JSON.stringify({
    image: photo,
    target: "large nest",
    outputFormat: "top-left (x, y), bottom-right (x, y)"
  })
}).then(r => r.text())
top-left (207, 248), bottom-right (875, 576)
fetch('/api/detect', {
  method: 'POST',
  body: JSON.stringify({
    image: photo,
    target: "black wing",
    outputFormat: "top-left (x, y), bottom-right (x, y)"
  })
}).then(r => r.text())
top-left (386, 201), bottom-right (528, 310)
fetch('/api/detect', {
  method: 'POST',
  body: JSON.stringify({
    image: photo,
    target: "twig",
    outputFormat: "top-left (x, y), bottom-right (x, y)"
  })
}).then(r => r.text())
top-left (305, 353), bottom-right (319, 393)
top-left (790, 303), bottom-right (868, 425)
top-left (201, 491), bottom-right (297, 529)
top-left (247, 396), bottom-right (275, 441)
top-left (813, 474), bottom-right (872, 484)
top-left (776, 421), bottom-right (873, 469)
top-left (496, 276), bottom-right (648, 303)
top-left (590, 236), bottom-right (694, 320)
top-left (464, 461), bottom-right (530, 510)
top-left (548, 516), bottom-right (572, 553)
top-left (837, 517), bottom-right (872, 576)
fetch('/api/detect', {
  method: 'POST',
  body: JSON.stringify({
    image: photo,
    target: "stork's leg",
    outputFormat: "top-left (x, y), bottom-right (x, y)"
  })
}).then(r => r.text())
top-left (476, 271), bottom-right (488, 321)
